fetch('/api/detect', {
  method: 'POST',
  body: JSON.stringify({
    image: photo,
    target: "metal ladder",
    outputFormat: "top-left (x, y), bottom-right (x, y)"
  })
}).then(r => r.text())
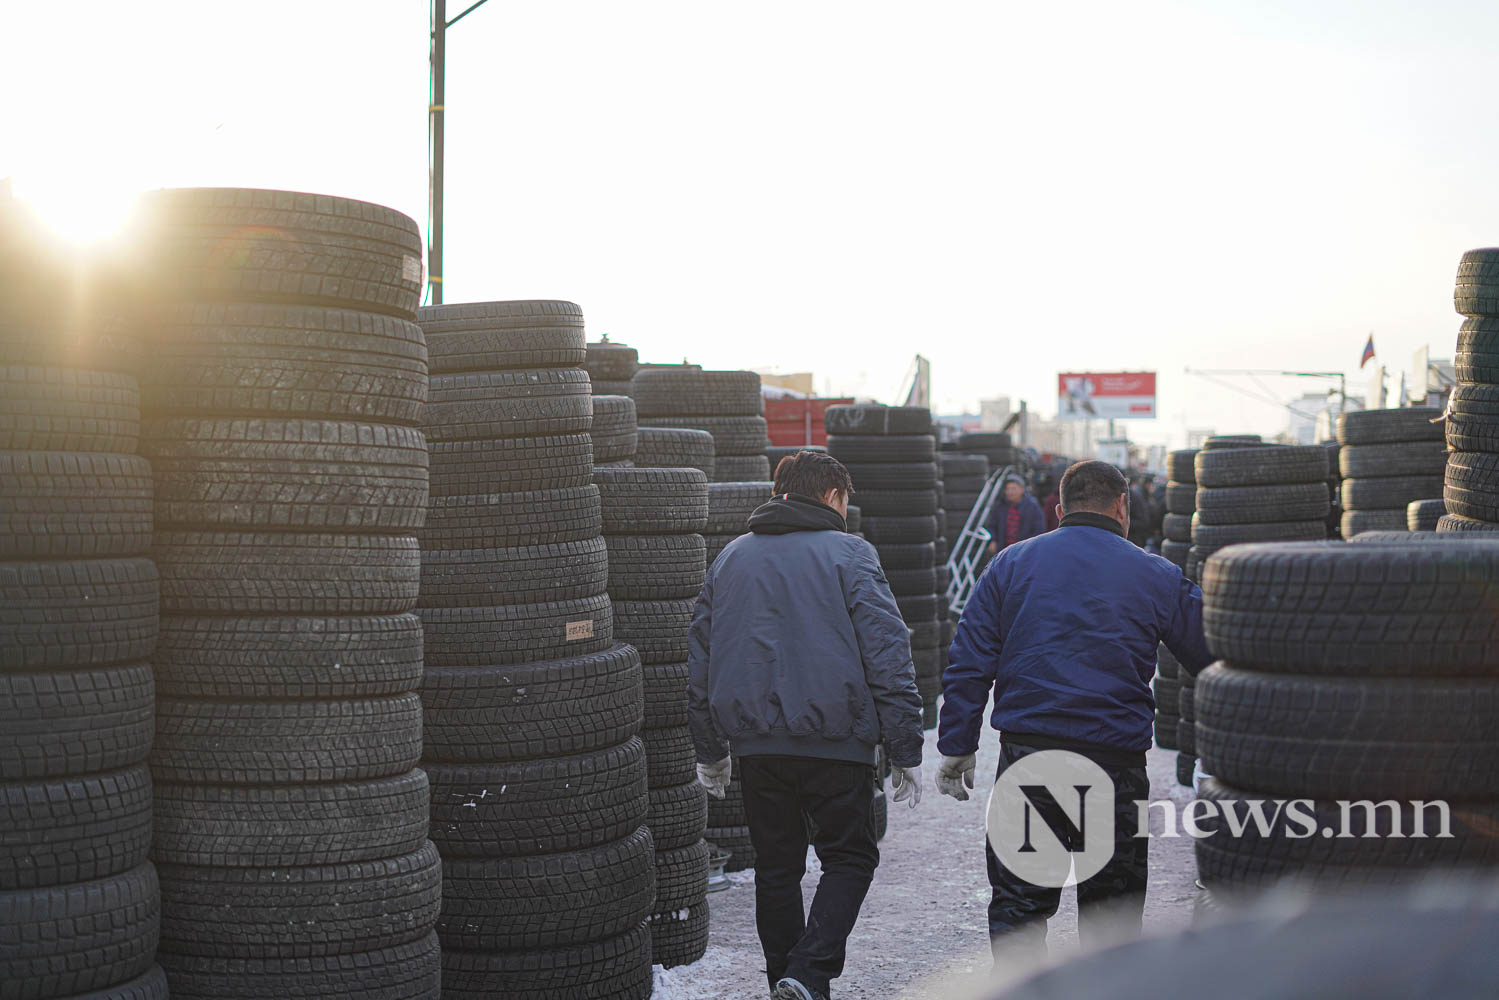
top-left (944, 466), bottom-right (1013, 617)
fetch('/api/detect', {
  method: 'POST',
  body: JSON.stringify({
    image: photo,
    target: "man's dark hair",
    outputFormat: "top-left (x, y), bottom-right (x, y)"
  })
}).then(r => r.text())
top-left (773, 451), bottom-right (854, 501)
top-left (1059, 460), bottom-right (1128, 513)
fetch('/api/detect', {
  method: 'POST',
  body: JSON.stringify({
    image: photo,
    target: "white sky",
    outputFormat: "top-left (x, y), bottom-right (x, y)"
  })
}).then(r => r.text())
top-left (5, 1), bottom-right (1497, 448)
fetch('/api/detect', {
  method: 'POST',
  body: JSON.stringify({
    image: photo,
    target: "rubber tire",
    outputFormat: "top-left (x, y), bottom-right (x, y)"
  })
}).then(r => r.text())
top-left (606, 535), bottom-right (707, 600)
top-left (441, 922), bottom-right (651, 1000)
top-left (1342, 475), bottom-right (1444, 511)
top-left (1437, 512), bottom-right (1499, 533)
top-left (0, 665), bottom-right (154, 779)
top-left (594, 467), bottom-right (710, 534)
top-left (585, 341), bottom-right (640, 381)
top-left (713, 454), bottom-right (772, 482)
top-left (631, 370), bottom-right (763, 418)
top-left (651, 902), bottom-right (709, 970)
top-left (633, 428), bottom-right (714, 478)
top-left (1339, 441), bottom-right (1448, 479)
top-left (422, 485), bottom-right (602, 548)
top-left (418, 537), bottom-right (608, 607)
top-left (1168, 449), bottom-right (1199, 484)
top-left (1193, 483), bottom-right (1330, 525)
top-left (419, 593), bottom-right (615, 667)
top-left (827, 435), bottom-right (936, 464)
top-left (1165, 482), bottom-right (1197, 515)
top-left (1341, 508), bottom-right (1409, 537)
top-left (159, 932), bottom-right (440, 1000)
top-left (1336, 407), bottom-right (1445, 445)
top-left (642, 660), bottom-right (691, 729)
top-left (1408, 497), bottom-right (1446, 531)
top-left (0, 366), bottom-right (140, 452)
top-left (1194, 446), bottom-right (1330, 488)
top-left (824, 404), bottom-right (931, 436)
top-left (639, 416), bottom-right (768, 455)
top-left (0, 451), bottom-right (152, 559)
top-left (419, 300), bottom-right (585, 374)
top-left (0, 764), bottom-right (152, 890)
top-left (424, 368), bottom-right (592, 440)
top-left (860, 515), bottom-right (939, 544)
top-left (591, 394), bottom-right (638, 464)
top-left (0, 557), bottom-right (158, 671)
top-left (648, 781), bottom-right (708, 852)
top-left (427, 434), bottom-right (594, 497)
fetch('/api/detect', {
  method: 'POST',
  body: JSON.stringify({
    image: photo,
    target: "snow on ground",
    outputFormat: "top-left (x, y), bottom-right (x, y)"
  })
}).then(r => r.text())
top-left (660, 720), bottom-right (1202, 999)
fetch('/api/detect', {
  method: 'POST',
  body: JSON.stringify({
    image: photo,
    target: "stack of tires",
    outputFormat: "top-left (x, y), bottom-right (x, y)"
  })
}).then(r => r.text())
top-left (594, 462), bottom-right (712, 969)
top-left (1160, 449), bottom-right (1198, 573)
top-left (634, 369), bottom-right (771, 482)
top-left (1336, 408), bottom-right (1445, 537)
top-left (592, 395), bottom-right (638, 467)
top-left (1158, 450), bottom-right (1198, 782)
top-left (636, 426), bottom-right (715, 479)
top-left (137, 188), bottom-right (441, 999)
top-left (586, 340), bottom-right (639, 397)
top-left (825, 404), bottom-right (943, 727)
top-left (1193, 541), bottom-right (1499, 889)
top-left (418, 301), bottom-right (654, 999)
top-left (1, 232), bottom-right (165, 999)
top-left (1440, 257), bottom-right (1499, 533)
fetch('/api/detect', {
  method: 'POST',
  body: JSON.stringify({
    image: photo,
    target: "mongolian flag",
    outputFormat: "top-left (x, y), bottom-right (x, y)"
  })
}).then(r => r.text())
top-left (1360, 335), bottom-right (1376, 369)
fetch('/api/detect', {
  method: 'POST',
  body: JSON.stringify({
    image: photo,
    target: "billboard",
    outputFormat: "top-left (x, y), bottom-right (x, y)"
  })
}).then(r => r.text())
top-left (1057, 372), bottom-right (1156, 421)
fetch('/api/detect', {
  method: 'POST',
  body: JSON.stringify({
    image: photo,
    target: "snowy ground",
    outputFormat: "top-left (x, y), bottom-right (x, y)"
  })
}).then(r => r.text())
top-left (653, 722), bottom-right (1202, 1000)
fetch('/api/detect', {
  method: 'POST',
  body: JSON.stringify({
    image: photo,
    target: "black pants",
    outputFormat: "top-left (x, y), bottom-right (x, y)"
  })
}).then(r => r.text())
top-left (985, 740), bottom-right (1149, 955)
top-left (738, 755), bottom-right (879, 998)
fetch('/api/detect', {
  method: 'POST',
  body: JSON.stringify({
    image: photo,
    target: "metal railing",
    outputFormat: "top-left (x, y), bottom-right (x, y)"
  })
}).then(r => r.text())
top-left (944, 466), bottom-right (1013, 617)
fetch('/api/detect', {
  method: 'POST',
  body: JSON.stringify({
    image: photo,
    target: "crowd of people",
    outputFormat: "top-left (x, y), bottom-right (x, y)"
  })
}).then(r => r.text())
top-left (983, 461), bottom-right (1167, 556)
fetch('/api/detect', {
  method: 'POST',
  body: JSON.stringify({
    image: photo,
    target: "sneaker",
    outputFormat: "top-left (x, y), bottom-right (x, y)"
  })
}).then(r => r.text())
top-left (772, 978), bottom-right (826, 1000)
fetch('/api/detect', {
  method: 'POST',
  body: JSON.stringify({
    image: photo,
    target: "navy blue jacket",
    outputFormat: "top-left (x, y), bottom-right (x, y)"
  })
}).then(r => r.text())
top-left (938, 511), bottom-right (1214, 757)
top-left (983, 494), bottom-right (1046, 549)
top-left (687, 494), bottom-right (925, 769)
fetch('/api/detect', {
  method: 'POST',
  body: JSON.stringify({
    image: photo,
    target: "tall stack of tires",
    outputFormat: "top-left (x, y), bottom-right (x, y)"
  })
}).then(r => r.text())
top-left (593, 459), bottom-right (711, 969)
top-left (636, 426), bottom-right (715, 479)
top-left (825, 404), bottom-right (943, 726)
top-left (586, 340), bottom-right (639, 397)
top-left (418, 300), bottom-right (654, 999)
top-left (634, 369), bottom-right (771, 482)
top-left (1158, 449), bottom-right (1197, 782)
top-left (1193, 541), bottom-right (1499, 889)
top-left (1441, 251), bottom-right (1499, 533)
top-left (1161, 449), bottom-right (1197, 574)
top-left (1336, 408), bottom-right (1445, 537)
top-left (1, 219), bottom-right (165, 999)
top-left (133, 188), bottom-right (440, 999)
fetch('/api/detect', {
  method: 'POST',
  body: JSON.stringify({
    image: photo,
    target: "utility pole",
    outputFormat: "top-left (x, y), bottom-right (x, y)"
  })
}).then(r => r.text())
top-left (428, 0), bottom-right (490, 306)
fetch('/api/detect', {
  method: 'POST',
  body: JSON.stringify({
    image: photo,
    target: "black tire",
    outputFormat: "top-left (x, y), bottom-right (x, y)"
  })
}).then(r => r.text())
top-left (592, 379), bottom-right (635, 396)
top-left (714, 454), bottom-right (772, 482)
top-left (896, 594), bottom-right (938, 621)
top-left (160, 933), bottom-right (440, 1000)
top-left (613, 599), bottom-right (693, 665)
top-left (707, 825), bottom-right (756, 872)
top-left (591, 394), bottom-right (638, 464)
top-left (1177, 717), bottom-right (1196, 755)
top-left (1341, 508), bottom-right (1408, 536)
top-left (860, 515), bottom-right (939, 544)
top-left (1194, 446), bottom-right (1329, 488)
top-left (424, 369), bottom-right (592, 440)
top-left (153, 531), bottom-right (419, 616)
top-left (1189, 518), bottom-right (1326, 549)
top-left (875, 542), bottom-right (936, 570)
top-left (152, 693), bottom-right (422, 784)
top-left (422, 485), bottom-right (602, 548)
top-left (438, 827), bottom-right (655, 951)
top-left (606, 535), bottom-right (707, 600)
top-left (639, 726), bottom-right (697, 788)
top-left (427, 740), bottom-right (647, 858)
top-left (1168, 449), bottom-right (1199, 484)
top-left (852, 489), bottom-right (939, 517)
top-left (153, 770), bottom-right (430, 868)
top-left (826, 435), bottom-right (936, 464)
top-left (641, 415), bottom-right (768, 455)
top-left (1179, 682), bottom-right (1195, 723)
top-left (148, 302), bottom-right (428, 423)
top-left (1455, 316), bottom-right (1499, 383)
top-left (841, 462), bottom-right (939, 490)
top-left (0, 556), bottom-right (158, 670)
top-left (419, 537), bottom-right (608, 607)
top-left (958, 431), bottom-right (1010, 450)
top-left (705, 482), bottom-right (771, 534)
top-left (0, 863), bottom-right (160, 999)
top-left (653, 840), bottom-right (709, 911)
top-left (648, 781), bottom-right (708, 851)
top-left (642, 661), bottom-right (691, 729)
top-left (1407, 498), bottom-right (1446, 531)
top-left (1197, 663), bottom-right (1499, 799)
top-left (1153, 673), bottom-right (1181, 711)
top-left (1336, 407), bottom-right (1445, 445)
top-left (1154, 712), bottom-right (1178, 750)
top-left (0, 764), bottom-right (152, 889)
top-left (53, 966), bottom-right (170, 1000)
top-left (1161, 539), bottom-right (1190, 567)
top-left (1202, 541), bottom-right (1499, 674)
top-left (1165, 482), bottom-right (1197, 515)
top-left (1162, 514), bottom-right (1192, 543)
top-left (422, 643), bottom-right (642, 760)
top-left (633, 427), bottom-right (715, 477)
top-left (427, 433), bottom-right (594, 497)
top-left (885, 566), bottom-right (938, 597)
top-left (939, 454), bottom-right (989, 477)
top-left (631, 370), bottom-right (763, 418)
top-left (593, 467), bottom-right (711, 535)
top-left (1199, 435), bottom-right (1261, 451)
top-left (1342, 475), bottom-right (1444, 511)
top-left (153, 613), bottom-right (423, 699)
top-left (0, 366), bottom-right (141, 453)
top-left (585, 341), bottom-right (640, 381)
top-left (1339, 441), bottom-right (1448, 479)
top-left (1445, 451), bottom-right (1499, 522)
top-left (1176, 753), bottom-right (1196, 787)
top-left (824, 405), bottom-right (931, 436)
top-left (140, 187), bottom-right (424, 319)
top-left (1437, 512), bottom-right (1499, 533)
top-left (0, 451), bottom-right (152, 559)
top-left (441, 922), bottom-right (651, 1000)
top-left (1193, 483), bottom-right (1329, 525)
top-left (420, 593), bottom-right (614, 667)
top-left (156, 843), bottom-right (440, 959)
top-left (0, 665), bottom-right (154, 780)
top-left (651, 902), bottom-right (709, 970)
top-left (418, 300), bottom-right (585, 374)
top-left (144, 418), bottom-right (429, 532)
top-left (0, 272), bottom-right (141, 372)
top-left (1455, 247), bottom-right (1499, 317)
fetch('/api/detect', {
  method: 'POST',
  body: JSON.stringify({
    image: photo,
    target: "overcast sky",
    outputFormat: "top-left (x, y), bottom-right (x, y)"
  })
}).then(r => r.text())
top-left (5, 1), bottom-right (1496, 447)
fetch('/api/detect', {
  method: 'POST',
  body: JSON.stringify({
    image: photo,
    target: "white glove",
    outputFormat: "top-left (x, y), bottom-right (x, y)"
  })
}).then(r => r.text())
top-left (937, 754), bottom-right (977, 801)
top-left (696, 756), bottom-right (731, 799)
top-left (890, 764), bottom-right (923, 809)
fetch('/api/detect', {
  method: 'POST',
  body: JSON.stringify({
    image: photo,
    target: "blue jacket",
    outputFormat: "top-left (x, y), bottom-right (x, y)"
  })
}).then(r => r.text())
top-left (687, 494), bottom-right (925, 769)
top-left (983, 494), bottom-right (1046, 549)
top-left (938, 511), bottom-right (1214, 757)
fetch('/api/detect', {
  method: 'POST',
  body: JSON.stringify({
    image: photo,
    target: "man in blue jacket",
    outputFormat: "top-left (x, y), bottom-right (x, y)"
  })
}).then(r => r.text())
top-left (937, 460), bottom-right (1213, 954)
top-left (688, 451), bottom-right (925, 1000)
top-left (983, 474), bottom-right (1046, 555)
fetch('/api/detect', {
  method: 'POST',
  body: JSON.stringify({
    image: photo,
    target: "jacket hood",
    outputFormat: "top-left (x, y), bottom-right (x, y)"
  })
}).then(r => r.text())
top-left (747, 493), bottom-right (848, 534)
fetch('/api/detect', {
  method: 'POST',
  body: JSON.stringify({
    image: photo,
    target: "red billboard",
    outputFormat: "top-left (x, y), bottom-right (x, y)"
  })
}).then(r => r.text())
top-left (1057, 372), bottom-right (1156, 421)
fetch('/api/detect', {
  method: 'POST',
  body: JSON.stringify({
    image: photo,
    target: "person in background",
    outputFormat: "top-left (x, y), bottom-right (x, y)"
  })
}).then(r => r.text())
top-left (1034, 473), bottom-right (1061, 533)
top-left (984, 474), bottom-right (1045, 555)
top-left (688, 451), bottom-right (925, 1000)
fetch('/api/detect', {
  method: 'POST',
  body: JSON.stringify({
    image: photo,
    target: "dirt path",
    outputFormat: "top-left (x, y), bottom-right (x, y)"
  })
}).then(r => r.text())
top-left (653, 727), bottom-right (1201, 1000)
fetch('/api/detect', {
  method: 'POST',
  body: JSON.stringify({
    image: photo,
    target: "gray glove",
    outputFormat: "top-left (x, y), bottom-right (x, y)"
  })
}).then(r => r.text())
top-left (937, 753), bottom-right (977, 801)
top-left (696, 755), bottom-right (731, 799)
top-left (890, 764), bottom-right (923, 809)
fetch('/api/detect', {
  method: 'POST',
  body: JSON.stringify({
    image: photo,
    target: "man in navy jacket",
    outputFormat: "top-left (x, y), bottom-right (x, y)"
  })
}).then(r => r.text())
top-left (937, 460), bottom-right (1214, 954)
